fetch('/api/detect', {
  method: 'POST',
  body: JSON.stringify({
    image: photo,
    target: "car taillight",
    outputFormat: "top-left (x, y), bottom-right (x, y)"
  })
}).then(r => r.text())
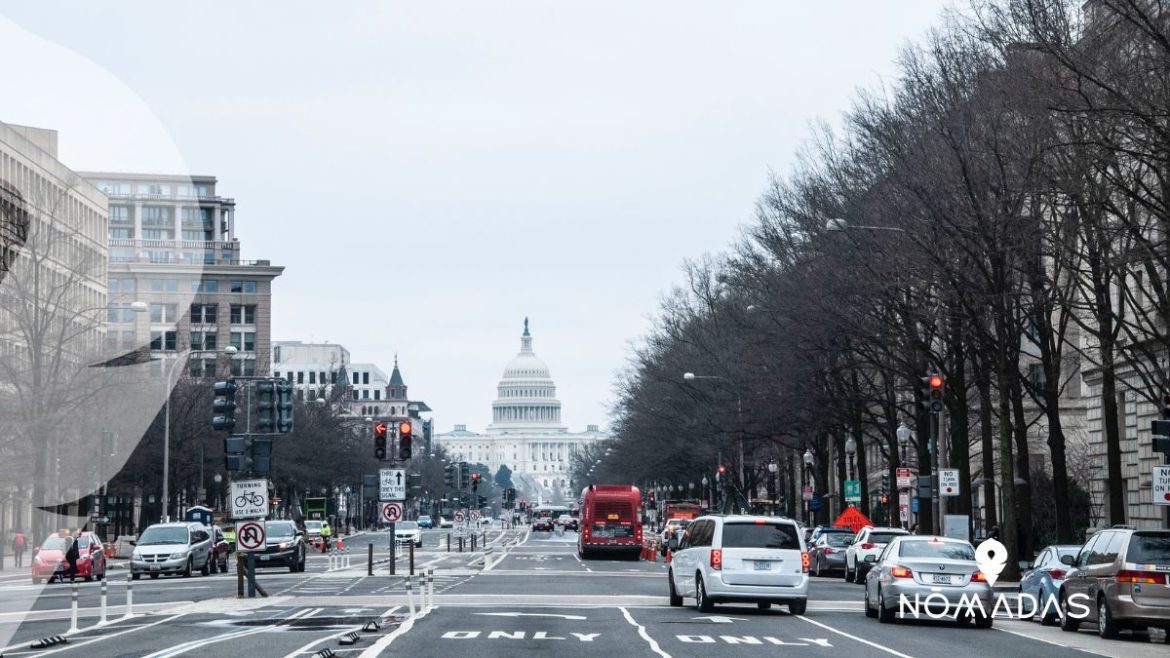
top-left (971, 571), bottom-right (987, 582)
top-left (823, 547), bottom-right (834, 554)
top-left (1048, 569), bottom-right (1067, 580)
top-left (862, 543), bottom-right (874, 550)
top-left (801, 552), bottom-right (810, 573)
top-left (1117, 570), bottom-right (1168, 585)
top-left (891, 566), bottom-right (913, 579)
top-left (710, 549), bottom-right (722, 571)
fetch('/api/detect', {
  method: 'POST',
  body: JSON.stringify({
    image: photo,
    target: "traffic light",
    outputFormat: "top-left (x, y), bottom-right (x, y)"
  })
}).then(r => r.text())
top-left (374, 421), bottom-right (388, 460)
top-left (398, 420), bottom-right (413, 460)
top-left (880, 473), bottom-right (890, 492)
top-left (924, 374), bottom-right (945, 413)
top-left (224, 435), bottom-right (272, 472)
top-left (1153, 392), bottom-right (1170, 457)
top-left (444, 464), bottom-right (456, 487)
top-left (275, 379), bottom-right (294, 433)
top-left (471, 472), bottom-right (480, 493)
top-left (255, 379), bottom-right (276, 432)
top-left (212, 380), bottom-right (237, 432)
top-left (459, 462), bottom-right (470, 488)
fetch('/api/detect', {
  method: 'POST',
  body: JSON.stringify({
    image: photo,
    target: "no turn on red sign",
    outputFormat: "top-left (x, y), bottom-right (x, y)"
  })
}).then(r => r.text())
top-left (381, 501), bottom-right (403, 523)
top-left (237, 520), bottom-right (266, 552)
top-left (939, 469), bottom-right (960, 497)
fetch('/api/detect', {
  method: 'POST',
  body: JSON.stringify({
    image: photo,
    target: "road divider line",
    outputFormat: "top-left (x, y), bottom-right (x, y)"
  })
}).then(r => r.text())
top-left (281, 607), bottom-right (399, 658)
top-left (795, 615), bottom-right (915, 658)
top-left (620, 606), bottom-right (671, 658)
top-left (359, 604), bottom-right (428, 657)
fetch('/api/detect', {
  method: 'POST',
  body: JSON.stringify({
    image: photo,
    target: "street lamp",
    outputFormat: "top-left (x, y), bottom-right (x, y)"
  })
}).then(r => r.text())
top-left (161, 345), bottom-right (238, 522)
top-left (825, 218), bottom-right (908, 234)
top-left (845, 436), bottom-right (857, 480)
top-left (896, 423), bottom-right (911, 462)
top-left (802, 449), bottom-right (814, 524)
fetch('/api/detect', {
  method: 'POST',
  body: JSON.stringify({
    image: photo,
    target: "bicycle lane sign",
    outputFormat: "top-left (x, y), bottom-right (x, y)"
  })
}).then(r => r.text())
top-left (230, 479), bottom-right (269, 519)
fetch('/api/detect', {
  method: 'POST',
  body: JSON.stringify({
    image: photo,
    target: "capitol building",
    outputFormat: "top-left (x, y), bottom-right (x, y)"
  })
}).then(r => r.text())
top-left (435, 320), bottom-right (607, 503)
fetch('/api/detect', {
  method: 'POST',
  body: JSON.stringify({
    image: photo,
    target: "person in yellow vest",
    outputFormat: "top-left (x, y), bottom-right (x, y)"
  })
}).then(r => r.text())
top-left (319, 520), bottom-right (332, 552)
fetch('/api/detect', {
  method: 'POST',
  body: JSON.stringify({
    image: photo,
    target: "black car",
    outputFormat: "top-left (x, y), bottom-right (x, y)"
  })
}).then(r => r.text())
top-left (254, 521), bottom-right (306, 573)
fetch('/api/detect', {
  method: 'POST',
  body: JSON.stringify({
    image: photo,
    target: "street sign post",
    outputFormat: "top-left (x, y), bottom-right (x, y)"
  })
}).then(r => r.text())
top-left (470, 510), bottom-right (481, 524)
top-left (230, 479), bottom-right (269, 519)
top-left (844, 480), bottom-right (861, 502)
top-left (1153, 465), bottom-right (1170, 506)
top-left (237, 520), bottom-right (266, 552)
top-left (939, 469), bottom-right (960, 496)
top-left (380, 468), bottom-right (406, 501)
top-left (896, 467), bottom-right (912, 489)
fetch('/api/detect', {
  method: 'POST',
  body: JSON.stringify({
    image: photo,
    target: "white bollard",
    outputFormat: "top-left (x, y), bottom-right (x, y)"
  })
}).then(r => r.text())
top-left (68, 583), bottom-right (79, 634)
top-left (405, 575), bottom-right (415, 617)
top-left (123, 571), bottom-right (134, 619)
top-left (345, 546), bottom-right (351, 568)
top-left (428, 568), bottom-right (435, 611)
top-left (99, 578), bottom-right (108, 624)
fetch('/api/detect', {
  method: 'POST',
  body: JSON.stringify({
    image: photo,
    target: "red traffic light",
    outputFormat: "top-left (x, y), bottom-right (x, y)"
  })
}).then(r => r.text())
top-left (929, 375), bottom-right (943, 389)
top-left (717, 465), bottom-right (727, 475)
top-left (374, 422), bottom-right (387, 437)
top-left (398, 420), bottom-right (412, 437)
top-left (472, 473), bottom-right (480, 481)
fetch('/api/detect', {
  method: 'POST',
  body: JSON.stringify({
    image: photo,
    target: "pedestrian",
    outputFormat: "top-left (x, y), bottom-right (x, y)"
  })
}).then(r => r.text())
top-left (64, 534), bottom-right (80, 582)
top-left (12, 529), bottom-right (27, 568)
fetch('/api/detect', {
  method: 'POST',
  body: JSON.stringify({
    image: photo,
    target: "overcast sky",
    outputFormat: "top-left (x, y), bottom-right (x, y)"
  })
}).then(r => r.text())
top-left (0, 1), bottom-right (949, 432)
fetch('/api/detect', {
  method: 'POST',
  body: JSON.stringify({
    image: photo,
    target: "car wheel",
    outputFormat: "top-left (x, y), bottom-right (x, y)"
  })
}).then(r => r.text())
top-left (1059, 591), bottom-right (1079, 632)
top-left (200, 556), bottom-right (210, 577)
top-left (696, 575), bottom-right (714, 612)
top-left (814, 557), bottom-right (821, 577)
top-left (131, 573), bottom-right (141, 581)
top-left (845, 562), bottom-right (854, 583)
top-left (183, 558), bottom-right (193, 578)
top-left (84, 573), bottom-right (93, 582)
top-left (973, 609), bottom-right (993, 629)
top-left (220, 559), bottom-right (229, 574)
top-left (864, 583), bottom-right (877, 618)
top-left (1097, 596), bottom-right (1120, 639)
top-left (668, 570), bottom-right (683, 607)
top-left (757, 602), bottom-right (771, 610)
top-left (877, 586), bottom-right (895, 624)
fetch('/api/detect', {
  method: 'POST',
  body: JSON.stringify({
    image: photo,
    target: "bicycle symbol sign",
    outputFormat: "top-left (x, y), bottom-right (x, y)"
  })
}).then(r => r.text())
top-left (229, 479), bottom-right (269, 519)
top-left (237, 521), bottom-right (265, 552)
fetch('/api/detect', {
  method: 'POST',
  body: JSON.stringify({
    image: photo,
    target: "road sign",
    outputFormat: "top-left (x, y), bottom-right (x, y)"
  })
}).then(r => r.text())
top-left (911, 497), bottom-right (920, 513)
top-left (808, 494), bottom-right (822, 511)
top-left (1153, 465), bottom-right (1170, 506)
top-left (470, 510), bottom-right (481, 523)
top-left (896, 467), bottom-right (912, 489)
top-left (380, 501), bottom-right (403, 523)
top-left (237, 520), bottom-right (266, 551)
top-left (844, 480), bottom-right (861, 502)
top-left (230, 479), bottom-right (268, 519)
top-left (801, 485), bottom-right (812, 501)
top-left (380, 468), bottom-right (405, 501)
top-left (454, 510), bottom-right (466, 525)
top-left (939, 469), bottom-right (960, 496)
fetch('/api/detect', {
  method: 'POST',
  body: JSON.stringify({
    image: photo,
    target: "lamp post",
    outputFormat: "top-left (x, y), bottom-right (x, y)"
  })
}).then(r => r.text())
top-left (896, 423), bottom-right (911, 463)
top-left (845, 436), bottom-right (857, 480)
top-left (213, 474), bottom-right (223, 510)
top-left (803, 449), bottom-right (814, 525)
top-left (701, 476), bottom-right (709, 509)
top-left (161, 345), bottom-right (237, 522)
top-left (768, 459), bottom-right (779, 515)
top-left (683, 372), bottom-right (746, 492)
top-left (825, 218), bottom-right (908, 234)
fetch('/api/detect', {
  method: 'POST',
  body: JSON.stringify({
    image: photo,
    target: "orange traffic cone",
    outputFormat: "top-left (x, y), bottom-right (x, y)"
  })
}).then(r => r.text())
top-left (665, 548), bottom-right (672, 564)
top-left (336, 537), bottom-right (344, 551)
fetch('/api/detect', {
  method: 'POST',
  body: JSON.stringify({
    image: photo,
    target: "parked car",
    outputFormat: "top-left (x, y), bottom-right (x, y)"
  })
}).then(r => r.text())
top-left (808, 525), bottom-right (854, 546)
top-left (556, 514), bottom-right (578, 531)
top-left (304, 520), bottom-right (324, 539)
top-left (255, 520), bottom-right (307, 573)
top-left (845, 526), bottom-right (908, 583)
top-left (31, 531), bottom-right (107, 584)
top-left (210, 526), bottom-right (232, 573)
top-left (1019, 544), bottom-right (1080, 625)
top-left (809, 531), bottom-right (853, 576)
top-left (1059, 528), bottom-right (1170, 639)
top-left (395, 521), bottom-right (424, 548)
top-left (130, 522), bottom-right (215, 580)
top-left (667, 515), bottom-right (809, 614)
top-left (863, 535), bottom-right (993, 628)
top-left (417, 515), bottom-right (433, 529)
top-left (660, 518), bottom-right (691, 556)
top-left (439, 517), bottom-right (453, 528)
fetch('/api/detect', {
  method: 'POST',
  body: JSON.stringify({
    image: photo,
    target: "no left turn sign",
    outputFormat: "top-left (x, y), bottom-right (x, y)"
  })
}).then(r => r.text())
top-left (238, 520), bottom-right (266, 552)
top-left (381, 502), bottom-right (403, 523)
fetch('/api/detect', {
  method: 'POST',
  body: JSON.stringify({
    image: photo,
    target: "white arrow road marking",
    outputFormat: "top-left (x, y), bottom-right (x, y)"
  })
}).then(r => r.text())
top-left (476, 612), bottom-right (588, 620)
top-left (691, 616), bottom-right (749, 623)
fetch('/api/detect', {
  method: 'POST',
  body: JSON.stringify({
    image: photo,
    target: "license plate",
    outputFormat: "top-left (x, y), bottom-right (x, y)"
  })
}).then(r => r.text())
top-left (260, 554), bottom-right (271, 561)
top-left (931, 574), bottom-right (955, 584)
top-left (150, 564), bottom-right (160, 571)
top-left (754, 561), bottom-right (772, 571)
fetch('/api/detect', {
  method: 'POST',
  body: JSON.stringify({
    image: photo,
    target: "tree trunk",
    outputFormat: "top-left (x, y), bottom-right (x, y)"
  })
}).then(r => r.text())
top-left (1010, 374), bottom-right (1034, 563)
top-left (996, 356), bottom-right (1021, 581)
top-left (977, 359), bottom-right (997, 538)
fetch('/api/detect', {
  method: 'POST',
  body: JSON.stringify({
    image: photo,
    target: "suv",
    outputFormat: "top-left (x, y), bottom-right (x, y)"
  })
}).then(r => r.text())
top-left (667, 515), bottom-right (808, 614)
top-left (130, 522), bottom-right (214, 579)
top-left (845, 526), bottom-right (909, 583)
top-left (1059, 527), bottom-right (1170, 639)
top-left (257, 520), bottom-right (307, 572)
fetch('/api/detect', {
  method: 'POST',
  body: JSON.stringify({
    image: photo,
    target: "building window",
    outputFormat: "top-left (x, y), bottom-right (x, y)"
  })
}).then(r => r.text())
top-left (374, 390), bottom-right (381, 400)
top-left (352, 390), bottom-right (359, 400)
top-left (108, 277), bottom-right (136, 293)
top-left (190, 358), bottom-right (216, 379)
top-left (190, 331), bottom-right (217, 351)
top-left (106, 304), bottom-right (140, 323)
top-left (297, 371), bottom-right (304, 384)
top-left (309, 371), bottom-right (317, 384)
top-left (191, 279), bottom-right (219, 293)
top-left (150, 330), bottom-right (178, 351)
top-left (362, 390), bottom-right (370, 400)
top-left (229, 280), bottom-right (257, 293)
top-left (230, 331), bottom-right (256, 352)
top-left (363, 372), bottom-right (369, 385)
top-left (230, 304), bottom-right (256, 324)
top-left (109, 206), bottom-right (131, 224)
top-left (353, 372), bottom-right (360, 385)
top-left (150, 278), bottom-right (179, 293)
top-left (149, 303), bottom-right (178, 323)
top-left (190, 303), bottom-right (217, 324)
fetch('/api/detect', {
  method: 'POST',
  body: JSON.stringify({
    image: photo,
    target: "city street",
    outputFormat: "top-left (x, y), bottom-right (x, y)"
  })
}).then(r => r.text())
top-left (0, 527), bottom-right (1164, 657)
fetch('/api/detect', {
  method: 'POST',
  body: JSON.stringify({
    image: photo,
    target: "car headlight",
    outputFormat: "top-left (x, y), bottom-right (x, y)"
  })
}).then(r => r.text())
top-left (278, 541), bottom-right (293, 550)
top-left (169, 551), bottom-right (188, 560)
top-left (79, 553), bottom-right (91, 561)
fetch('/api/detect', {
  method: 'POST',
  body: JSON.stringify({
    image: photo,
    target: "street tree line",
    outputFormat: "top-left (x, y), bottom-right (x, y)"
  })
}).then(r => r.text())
top-left (599, 0), bottom-right (1170, 578)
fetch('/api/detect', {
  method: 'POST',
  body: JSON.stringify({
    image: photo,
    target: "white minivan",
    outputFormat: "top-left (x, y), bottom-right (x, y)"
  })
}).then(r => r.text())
top-left (667, 515), bottom-right (809, 614)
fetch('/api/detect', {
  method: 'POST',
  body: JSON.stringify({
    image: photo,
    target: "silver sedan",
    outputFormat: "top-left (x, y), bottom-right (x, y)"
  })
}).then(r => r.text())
top-left (864, 536), bottom-right (994, 628)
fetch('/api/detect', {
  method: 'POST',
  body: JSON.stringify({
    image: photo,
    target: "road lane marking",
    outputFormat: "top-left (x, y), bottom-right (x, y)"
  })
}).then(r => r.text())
top-left (0, 613), bottom-right (185, 655)
top-left (621, 606), bottom-right (672, 658)
top-left (794, 615), bottom-right (914, 658)
top-left (357, 603), bottom-right (430, 657)
top-left (281, 606), bottom-right (400, 658)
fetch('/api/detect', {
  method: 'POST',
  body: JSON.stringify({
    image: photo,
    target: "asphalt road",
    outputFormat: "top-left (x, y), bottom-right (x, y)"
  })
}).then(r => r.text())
top-left (0, 526), bottom-right (1164, 657)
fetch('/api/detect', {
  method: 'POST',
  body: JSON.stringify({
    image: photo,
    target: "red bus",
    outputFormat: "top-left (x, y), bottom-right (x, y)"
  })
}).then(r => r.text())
top-left (578, 485), bottom-right (643, 559)
top-left (662, 500), bottom-right (702, 522)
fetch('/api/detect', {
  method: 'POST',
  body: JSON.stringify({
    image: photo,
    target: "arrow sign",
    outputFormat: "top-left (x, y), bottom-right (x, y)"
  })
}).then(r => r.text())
top-left (691, 616), bottom-right (748, 624)
top-left (476, 613), bottom-right (587, 620)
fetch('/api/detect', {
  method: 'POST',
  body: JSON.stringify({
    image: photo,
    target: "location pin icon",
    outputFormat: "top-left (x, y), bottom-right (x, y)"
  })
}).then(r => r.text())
top-left (975, 538), bottom-right (1007, 587)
